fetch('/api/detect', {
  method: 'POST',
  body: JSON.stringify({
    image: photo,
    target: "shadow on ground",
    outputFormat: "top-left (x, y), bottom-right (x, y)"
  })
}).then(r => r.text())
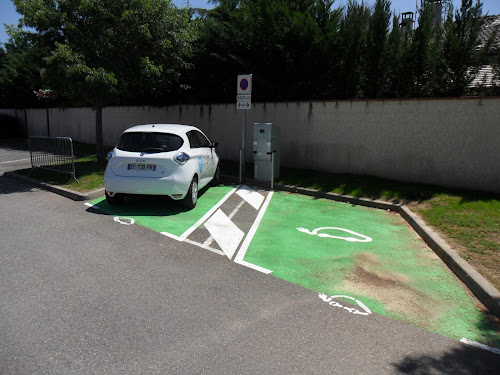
top-left (86, 185), bottom-right (212, 218)
top-left (392, 344), bottom-right (500, 374)
top-left (0, 176), bottom-right (37, 195)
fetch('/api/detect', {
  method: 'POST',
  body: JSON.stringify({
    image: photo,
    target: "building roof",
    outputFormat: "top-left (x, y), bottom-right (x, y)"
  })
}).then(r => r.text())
top-left (469, 65), bottom-right (499, 87)
top-left (478, 15), bottom-right (500, 48)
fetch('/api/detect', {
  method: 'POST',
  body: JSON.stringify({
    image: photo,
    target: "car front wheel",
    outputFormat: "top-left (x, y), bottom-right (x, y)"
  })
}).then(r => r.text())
top-left (183, 177), bottom-right (198, 209)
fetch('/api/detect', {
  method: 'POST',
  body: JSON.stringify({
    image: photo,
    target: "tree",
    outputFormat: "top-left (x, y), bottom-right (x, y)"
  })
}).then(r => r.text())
top-left (363, 0), bottom-right (391, 98)
top-left (0, 26), bottom-right (41, 108)
top-left (14, 0), bottom-right (198, 163)
top-left (442, 0), bottom-right (485, 96)
top-left (378, 15), bottom-right (412, 98)
top-left (337, 0), bottom-right (369, 99)
top-left (192, 0), bottom-right (342, 102)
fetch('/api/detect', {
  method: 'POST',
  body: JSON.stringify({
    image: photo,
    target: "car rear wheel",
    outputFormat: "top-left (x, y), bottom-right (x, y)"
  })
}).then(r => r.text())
top-left (105, 191), bottom-right (123, 205)
top-left (183, 177), bottom-right (198, 209)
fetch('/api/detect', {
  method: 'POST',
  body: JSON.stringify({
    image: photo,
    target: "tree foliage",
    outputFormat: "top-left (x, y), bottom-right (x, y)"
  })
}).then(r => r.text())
top-left (8, 0), bottom-right (198, 161)
top-left (189, 0), bottom-right (489, 102)
top-left (0, 26), bottom-right (42, 108)
top-left (13, 0), bottom-right (198, 107)
top-left (0, 0), bottom-right (493, 111)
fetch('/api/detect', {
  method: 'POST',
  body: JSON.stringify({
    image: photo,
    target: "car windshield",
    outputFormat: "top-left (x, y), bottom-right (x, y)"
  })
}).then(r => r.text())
top-left (117, 132), bottom-right (184, 153)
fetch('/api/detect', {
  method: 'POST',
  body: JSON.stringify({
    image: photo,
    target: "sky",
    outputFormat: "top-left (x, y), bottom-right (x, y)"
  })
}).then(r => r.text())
top-left (1, 0), bottom-right (500, 45)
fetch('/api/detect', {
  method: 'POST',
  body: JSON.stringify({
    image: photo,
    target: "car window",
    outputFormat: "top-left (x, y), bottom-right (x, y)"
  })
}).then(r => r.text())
top-left (117, 132), bottom-right (183, 153)
top-left (187, 131), bottom-right (200, 149)
top-left (194, 131), bottom-right (211, 148)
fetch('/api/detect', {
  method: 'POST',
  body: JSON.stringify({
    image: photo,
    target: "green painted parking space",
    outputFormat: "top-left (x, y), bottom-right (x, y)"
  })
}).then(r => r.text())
top-left (243, 192), bottom-right (500, 348)
top-left (89, 185), bottom-right (234, 237)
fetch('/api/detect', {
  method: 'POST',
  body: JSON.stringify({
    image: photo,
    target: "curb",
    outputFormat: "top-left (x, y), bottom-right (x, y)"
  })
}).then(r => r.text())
top-left (5, 171), bottom-right (500, 318)
top-left (3, 172), bottom-right (104, 201)
top-left (229, 175), bottom-right (500, 318)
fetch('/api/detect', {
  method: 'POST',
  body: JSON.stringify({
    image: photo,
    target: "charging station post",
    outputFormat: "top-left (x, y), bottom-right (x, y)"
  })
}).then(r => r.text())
top-left (237, 74), bottom-right (252, 184)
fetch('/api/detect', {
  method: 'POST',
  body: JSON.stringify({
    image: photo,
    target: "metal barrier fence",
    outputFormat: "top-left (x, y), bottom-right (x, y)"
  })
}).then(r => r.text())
top-left (29, 136), bottom-right (78, 182)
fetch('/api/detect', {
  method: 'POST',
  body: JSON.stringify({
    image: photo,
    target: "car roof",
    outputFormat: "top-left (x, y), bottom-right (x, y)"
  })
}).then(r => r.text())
top-left (122, 124), bottom-right (202, 136)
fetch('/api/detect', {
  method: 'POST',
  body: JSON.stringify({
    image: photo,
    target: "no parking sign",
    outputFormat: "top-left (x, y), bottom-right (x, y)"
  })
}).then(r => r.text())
top-left (237, 74), bottom-right (252, 94)
top-left (237, 74), bottom-right (252, 109)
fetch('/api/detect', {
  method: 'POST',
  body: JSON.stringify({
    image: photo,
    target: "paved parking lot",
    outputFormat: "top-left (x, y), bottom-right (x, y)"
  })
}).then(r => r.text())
top-left (0, 144), bottom-right (32, 174)
top-left (1, 144), bottom-right (499, 372)
top-left (86, 184), bottom-right (500, 349)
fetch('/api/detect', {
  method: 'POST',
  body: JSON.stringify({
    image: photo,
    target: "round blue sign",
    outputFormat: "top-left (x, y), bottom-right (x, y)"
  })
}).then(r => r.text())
top-left (240, 79), bottom-right (249, 91)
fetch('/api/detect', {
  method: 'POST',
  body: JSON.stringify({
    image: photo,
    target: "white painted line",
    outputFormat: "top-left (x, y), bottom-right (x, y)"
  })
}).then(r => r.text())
top-left (234, 191), bottom-right (274, 273)
top-left (0, 158), bottom-right (31, 164)
top-left (319, 294), bottom-right (372, 316)
top-left (297, 227), bottom-right (373, 242)
top-left (160, 232), bottom-right (183, 241)
top-left (203, 199), bottom-right (245, 247)
top-left (234, 259), bottom-right (273, 274)
top-left (184, 238), bottom-right (225, 256)
top-left (114, 217), bottom-right (135, 225)
top-left (176, 185), bottom-right (240, 241)
top-left (84, 202), bottom-right (94, 208)
top-left (236, 185), bottom-right (265, 210)
top-left (204, 209), bottom-right (245, 259)
top-left (460, 338), bottom-right (500, 355)
top-left (202, 235), bottom-right (214, 247)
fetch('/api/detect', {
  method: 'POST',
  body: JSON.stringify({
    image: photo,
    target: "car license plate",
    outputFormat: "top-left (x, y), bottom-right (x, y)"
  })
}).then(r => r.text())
top-left (128, 163), bottom-right (156, 171)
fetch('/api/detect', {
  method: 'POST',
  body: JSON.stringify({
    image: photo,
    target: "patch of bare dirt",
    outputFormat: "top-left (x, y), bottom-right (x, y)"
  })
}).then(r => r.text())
top-left (339, 252), bottom-right (445, 328)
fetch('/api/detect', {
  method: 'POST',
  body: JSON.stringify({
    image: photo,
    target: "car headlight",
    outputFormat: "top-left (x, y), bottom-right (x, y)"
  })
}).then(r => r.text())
top-left (107, 150), bottom-right (114, 160)
top-left (174, 152), bottom-right (190, 165)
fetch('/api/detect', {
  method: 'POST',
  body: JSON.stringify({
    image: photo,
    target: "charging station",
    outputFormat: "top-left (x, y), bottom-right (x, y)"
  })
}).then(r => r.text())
top-left (253, 123), bottom-right (280, 182)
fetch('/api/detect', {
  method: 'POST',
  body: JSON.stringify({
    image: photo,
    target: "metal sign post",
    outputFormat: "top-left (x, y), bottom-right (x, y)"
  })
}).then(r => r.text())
top-left (237, 74), bottom-right (252, 184)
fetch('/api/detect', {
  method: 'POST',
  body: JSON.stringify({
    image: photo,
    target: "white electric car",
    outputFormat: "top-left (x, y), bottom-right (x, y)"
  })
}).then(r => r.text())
top-left (104, 124), bottom-right (220, 209)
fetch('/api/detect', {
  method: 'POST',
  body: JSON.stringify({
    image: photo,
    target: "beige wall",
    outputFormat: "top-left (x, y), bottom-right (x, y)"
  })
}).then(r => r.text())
top-left (3, 97), bottom-right (499, 193)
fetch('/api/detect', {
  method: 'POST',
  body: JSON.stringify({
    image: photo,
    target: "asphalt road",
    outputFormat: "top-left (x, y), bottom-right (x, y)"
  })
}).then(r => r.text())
top-left (0, 145), bottom-right (499, 374)
top-left (0, 143), bottom-right (32, 174)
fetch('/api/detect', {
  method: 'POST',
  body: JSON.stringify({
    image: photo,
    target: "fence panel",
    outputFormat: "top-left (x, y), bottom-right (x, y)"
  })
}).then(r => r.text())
top-left (29, 136), bottom-right (78, 183)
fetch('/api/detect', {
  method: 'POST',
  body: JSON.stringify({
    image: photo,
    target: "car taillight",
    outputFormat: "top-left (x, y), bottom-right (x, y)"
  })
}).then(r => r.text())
top-left (174, 152), bottom-right (190, 165)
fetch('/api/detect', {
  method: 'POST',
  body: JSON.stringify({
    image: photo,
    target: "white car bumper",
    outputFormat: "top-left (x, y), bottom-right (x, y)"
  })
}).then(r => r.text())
top-left (104, 166), bottom-right (192, 199)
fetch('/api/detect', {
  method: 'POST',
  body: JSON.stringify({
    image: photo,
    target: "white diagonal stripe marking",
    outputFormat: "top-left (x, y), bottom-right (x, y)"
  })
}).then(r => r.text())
top-left (203, 199), bottom-right (245, 247)
top-left (204, 209), bottom-right (245, 260)
top-left (236, 185), bottom-right (264, 210)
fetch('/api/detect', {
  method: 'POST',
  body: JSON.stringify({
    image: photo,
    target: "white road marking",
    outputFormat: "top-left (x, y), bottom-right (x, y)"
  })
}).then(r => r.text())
top-left (318, 294), bottom-right (372, 316)
top-left (236, 185), bottom-right (265, 210)
top-left (161, 185), bottom-right (240, 241)
top-left (203, 199), bottom-right (245, 247)
top-left (184, 238), bottom-right (225, 256)
top-left (0, 158), bottom-right (31, 164)
top-left (204, 209), bottom-right (245, 259)
top-left (297, 227), bottom-right (373, 242)
top-left (85, 185), bottom-right (273, 274)
top-left (234, 191), bottom-right (274, 273)
top-left (161, 232), bottom-right (183, 241)
top-left (235, 260), bottom-right (273, 274)
top-left (460, 338), bottom-right (500, 355)
top-left (114, 217), bottom-right (135, 225)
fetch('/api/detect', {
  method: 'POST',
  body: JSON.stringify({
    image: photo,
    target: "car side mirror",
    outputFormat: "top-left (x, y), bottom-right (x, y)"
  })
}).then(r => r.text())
top-left (210, 141), bottom-right (219, 148)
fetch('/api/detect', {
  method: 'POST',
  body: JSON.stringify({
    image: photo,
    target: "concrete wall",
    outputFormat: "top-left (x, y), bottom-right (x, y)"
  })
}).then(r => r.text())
top-left (2, 97), bottom-right (499, 193)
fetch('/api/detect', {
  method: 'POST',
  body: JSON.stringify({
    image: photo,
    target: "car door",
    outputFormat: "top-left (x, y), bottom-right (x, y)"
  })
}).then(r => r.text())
top-left (187, 130), bottom-right (212, 187)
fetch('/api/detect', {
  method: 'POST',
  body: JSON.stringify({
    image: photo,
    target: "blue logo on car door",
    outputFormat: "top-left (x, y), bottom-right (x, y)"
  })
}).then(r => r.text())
top-left (198, 156), bottom-right (203, 173)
